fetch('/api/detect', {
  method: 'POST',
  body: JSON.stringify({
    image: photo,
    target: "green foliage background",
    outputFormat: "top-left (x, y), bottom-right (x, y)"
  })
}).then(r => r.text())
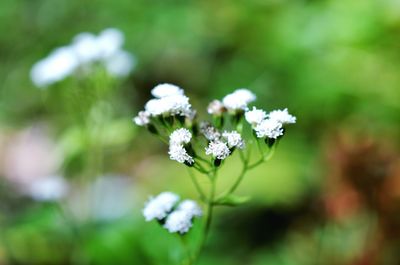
top-left (0, 0), bottom-right (399, 264)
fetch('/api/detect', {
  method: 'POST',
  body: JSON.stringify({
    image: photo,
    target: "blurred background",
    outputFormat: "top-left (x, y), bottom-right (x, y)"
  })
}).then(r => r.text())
top-left (0, 0), bottom-right (400, 264)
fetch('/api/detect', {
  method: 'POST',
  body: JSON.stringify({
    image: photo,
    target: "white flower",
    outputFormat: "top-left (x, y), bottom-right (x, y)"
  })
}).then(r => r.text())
top-left (205, 141), bottom-right (230, 160)
top-left (254, 119), bottom-right (283, 139)
top-left (144, 95), bottom-right (191, 117)
top-left (169, 128), bottom-right (192, 145)
top-left (207, 100), bottom-right (225, 115)
top-left (222, 131), bottom-right (245, 149)
top-left (71, 32), bottom-right (101, 63)
top-left (222, 88), bottom-right (256, 111)
top-left (28, 175), bottom-right (69, 201)
top-left (151, 83), bottom-right (184, 98)
top-left (30, 47), bottom-right (79, 88)
top-left (200, 123), bottom-right (221, 141)
top-left (177, 200), bottom-right (202, 217)
top-left (133, 111), bottom-right (150, 126)
top-left (168, 144), bottom-right (194, 164)
top-left (96, 28), bottom-right (124, 59)
top-left (143, 192), bottom-right (180, 221)
top-left (245, 107), bottom-right (267, 127)
top-left (105, 50), bottom-right (136, 77)
top-left (268, 108), bottom-right (296, 125)
top-left (164, 210), bottom-right (193, 234)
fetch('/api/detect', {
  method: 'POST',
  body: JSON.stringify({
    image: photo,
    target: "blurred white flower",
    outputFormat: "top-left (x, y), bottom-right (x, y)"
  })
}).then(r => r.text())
top-left (96, 28), bottom-right (124, 59)
top-left (30, 47), bottom-right (79, 88)
top-left (71, 32), bottom-right (100, 63)
top-left (169, 128), bottom-right (192, 145)
top-left (143, 191), bottom-right (180, 221)
top-left (105, 50), bottom-right (136, 77)
top-left (254, 119), bottom-right (283, 139)
top-left (222, 88), bottom-right (256, 111)
top-left (2, 126), bottom-right (62, 185)
top-left (168, 144), bottom-right (194, 165)
top-left (164, 210), bottom-right (193, 234)
top-left (205, 141), bottom-right (230, 160)
top-left (268, 108), bottom-right (296, 125)
top-left (164, 200), bottom-right (202, 234)
top-left (151, 83), bottom-right (184, 98)
top-left (133, 111), bottom-right (150, 126)
top-left (177, 200), bottom-right (202, 217)
top-left (27, 175), bottom-right (68, 202)
top-left (207, 100), bottom-right (225, 115)
top-left (222, 131), bottom-right (245, 149)
top-left (245, 107), bottom-right (267, 127)
top-left (31, 28), bottom-right (134, 88)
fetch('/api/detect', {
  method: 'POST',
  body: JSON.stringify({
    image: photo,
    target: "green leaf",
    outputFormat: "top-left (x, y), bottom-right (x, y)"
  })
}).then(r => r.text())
top-left (214, 194), bottom-right (251, 206)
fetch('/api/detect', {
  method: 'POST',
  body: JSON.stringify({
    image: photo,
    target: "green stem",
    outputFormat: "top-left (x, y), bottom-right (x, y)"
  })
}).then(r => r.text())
top-left (191, 169), bottom-right (217, 264)
top-left (187, 169), bottom-right (206, 202)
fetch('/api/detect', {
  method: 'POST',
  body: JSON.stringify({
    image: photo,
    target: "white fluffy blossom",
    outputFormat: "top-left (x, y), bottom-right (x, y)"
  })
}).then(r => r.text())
top-left (104, 50), bottom-right (136, 77)
top-left (205, 141), bottom-right (231, 160)
top-left (254, 119), bottom-right (284, 139)
top-left (31, 28), bottom-right (134, 88)
top-left (151, 83), bottom-right (184, 98)
top-left (143, 192), bottom-right (180, 221)
top-left (164, 210), bottom-right (194, 234)
top-left (133, 111), bottom-right (150, 126)
top-left (222, 88), bottom-right (256, 111)
top-left (245, 107), bottom-right (267, 127)
top-left (164, 200), bottom-right (202, 234)
top-left (207, 100), bottom-right (225, 115)
top-left (222, 131), bottom-right (245, 149)
top-left (169, 128), bottom-right (192, 145)
top-left (200, 123), bottom-right (221, 141)
top-left (30, 47), bottom-right (79, 88)
top-left (268, 108), bottom-right (296, 125)
top-left (145, 95), bottom-right (191, 117)
top-left (168, 144), bottom-right (194, 164)
top-left (177, 200), bottom-right (203, 217)
top-left (28, 175), bottom-right (69, 201)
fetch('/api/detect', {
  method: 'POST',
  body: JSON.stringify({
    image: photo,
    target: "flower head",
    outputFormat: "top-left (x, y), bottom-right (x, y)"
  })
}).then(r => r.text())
top-left (207, 100), bottom-right (225, 115)
top-left (151, 83), bottom-right (184, 98)
top-left (164, 200), bottom-right (202, 234)
top-left (169, 128), bottom-right (192, 145)
top-left (268, 108), bottom-right (296, 125)
top-left (143, 192), bottom-right (180, 221)
top-left (245, 107), bottom-right (267, 127)
top-left (133, 111), bottom-right (150, 126)
top-left (144, 95), bottom-right (191, 117)
top-left (254, 119), bottom-right (283, 139)
top-left (168, 144), bottom-right (194, 165)
top-left (222, 88), bottom-right (256, 111)
top-left (222, 131), bottom-right (245, 149)
top-left (178, 200), bottom-right (203, 217)
top-left (200, 122), bottom-right (221, 141)
top-left (205, 141), bottom-right (231, 160)
top-left (164, 210), bottom-right (193, 234)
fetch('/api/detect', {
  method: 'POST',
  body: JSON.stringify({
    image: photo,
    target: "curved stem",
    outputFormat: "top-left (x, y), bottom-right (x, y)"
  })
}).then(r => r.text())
top-left (187, 169), bottom-right (206, 202)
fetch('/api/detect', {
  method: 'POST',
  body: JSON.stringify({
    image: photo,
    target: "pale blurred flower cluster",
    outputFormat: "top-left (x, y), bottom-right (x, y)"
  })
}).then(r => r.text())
top-left (30, 28), bottom-right (136, 88)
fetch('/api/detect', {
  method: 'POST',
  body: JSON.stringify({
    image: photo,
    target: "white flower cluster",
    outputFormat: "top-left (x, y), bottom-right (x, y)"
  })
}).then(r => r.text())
top-left (245, 107), bottom-right (296, 139)
top-left (205, 141), bottom-right (231, 160)
top-left (143, 191), bottom-right (180, 221)
top-left (143, 192), bottom-right (202, 234)
top-left (201, 124), bottom-right (245, 161)
top-left (222, 88), bottom-right (256, 112)
top-left (31, 28), bottom-right (135, 88)
top-left (168, 128), bottom-right (194, 165)
top-left (164, 199), bottom-right (202, 234)
top-left (134, 84), bottom-right (194, 126)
